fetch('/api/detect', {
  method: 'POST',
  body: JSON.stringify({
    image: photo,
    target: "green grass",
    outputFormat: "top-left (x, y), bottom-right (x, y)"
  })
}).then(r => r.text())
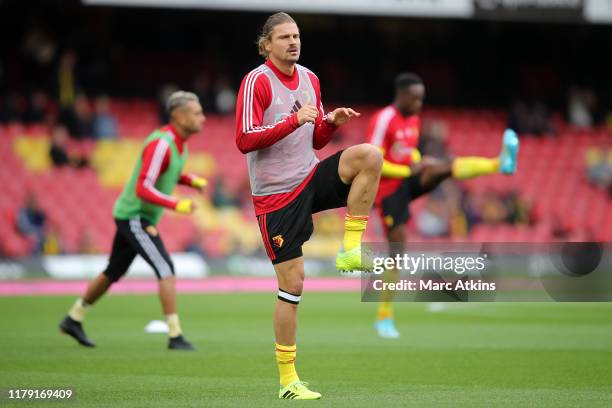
top-left (1, 293), bottom-right (611, 407)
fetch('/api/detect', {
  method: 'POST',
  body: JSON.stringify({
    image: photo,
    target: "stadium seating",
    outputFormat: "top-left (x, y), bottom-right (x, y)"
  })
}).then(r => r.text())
top-left (0, 99), bottom-right (610, 258)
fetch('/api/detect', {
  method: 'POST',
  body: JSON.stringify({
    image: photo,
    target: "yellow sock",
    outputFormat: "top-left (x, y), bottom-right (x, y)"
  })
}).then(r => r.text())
top-left (68, 298), bottom-right (89, 322)
top-left (343, 214), bottom-right (368, 251)
top-left (452, 157), bottom-right (499, 180)
top-left (377, 301), bottom-right (394, 321)
top-left (165, 314), bottom-right (182, 338)
top-left (275, 343), bottom-right (299, 387)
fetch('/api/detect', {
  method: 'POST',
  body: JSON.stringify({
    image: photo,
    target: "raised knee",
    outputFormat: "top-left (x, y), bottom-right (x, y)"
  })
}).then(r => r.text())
top-left (361, 143), bottom-right (383, 171)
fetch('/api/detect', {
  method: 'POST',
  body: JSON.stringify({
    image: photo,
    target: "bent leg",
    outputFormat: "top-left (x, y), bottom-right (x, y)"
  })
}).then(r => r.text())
top-left (338, 143), bottom-right (383, 216)
top-left (336, 144), bottom-right (382, 260)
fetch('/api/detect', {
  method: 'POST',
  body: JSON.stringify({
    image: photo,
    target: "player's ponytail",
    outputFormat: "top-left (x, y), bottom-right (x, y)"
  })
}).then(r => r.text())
top-left (257, 12), bottom-right (296, 58)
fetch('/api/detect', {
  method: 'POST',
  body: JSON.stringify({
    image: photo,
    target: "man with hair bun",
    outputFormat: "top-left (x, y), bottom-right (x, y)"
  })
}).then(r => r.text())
top-left (59, 90), bottom-right (207, 351)
top-left (236, 12), bottom-right (383, 400)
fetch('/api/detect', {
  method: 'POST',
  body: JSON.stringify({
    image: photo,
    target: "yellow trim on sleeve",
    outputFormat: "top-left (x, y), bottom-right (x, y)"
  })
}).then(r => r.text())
top-left (382, 160), bottom-right (410, 178)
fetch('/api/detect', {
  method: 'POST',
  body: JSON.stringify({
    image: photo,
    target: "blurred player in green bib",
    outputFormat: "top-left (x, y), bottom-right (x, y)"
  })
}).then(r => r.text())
top-left (59, 91), bottom-right (207, 350)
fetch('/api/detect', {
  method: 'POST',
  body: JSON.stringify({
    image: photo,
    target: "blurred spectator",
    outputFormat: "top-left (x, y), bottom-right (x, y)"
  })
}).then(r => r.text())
top-left (192, 72), bottom-right (215, 113)
top-left (480, 191), bottom-right (510, 225)
top-left (449, 207), bottom-right (469, 239)
top-left (92, 95), bottom-right (118, 139)
top-left (502, 190), bottom-right (532, 226)
top-left (0, 92), bottom-right (27, 122)
top-left (49, 125), bottom-right (88, 168)
top-left (183, 231), bottom-right (208, 259)
top-left (56, 50), bottom-right (78, 110)
top-left (54, 50), bottom-right (90, 137)
top-left (49, 125), bottom-right (71, 166)
top-left (568, 87), bottom-right (597, 129)
top-left (508, 101), bottom-right (529, 134)
top-left (551, 212), bottom-right (572, 239)
top-left (44, 223), bottom-right (64, 255)
top-left (24, 90), bottom-right (51, 123)
top-left (22, 26), bottom-right (57, 70)
top-left (212, 178), bottom-right (240, 208)
top-left (462, 191), bottom-right (483, 227)
top-left (77, 230), bottom-right (98, 254)
top-left (21, 26), bottom-right (57, 91)
top-left (585, 148), bottom-right (612, 193)
top-left (214, 75), bottom-right (236, 114)
top-left (16, 193), bottom-right (46, 255)
top-left (462, 188), bottom-right (532, 230)
top-left (606, 112), bottom-right (612, 133)
top-left (67, 95), bottom-right (94, 138)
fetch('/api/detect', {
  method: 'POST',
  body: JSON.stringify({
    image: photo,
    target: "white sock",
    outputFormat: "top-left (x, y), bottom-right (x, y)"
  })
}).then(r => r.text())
top-left (68, 298), bottom-right (89, 322)
top-left (165, 314), bottom-right (182, 338)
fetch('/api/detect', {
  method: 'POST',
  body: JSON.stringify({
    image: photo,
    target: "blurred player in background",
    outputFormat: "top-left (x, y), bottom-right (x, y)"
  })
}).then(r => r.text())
top-left (59, 91), bottom-right (207, 351)
top-left (368, 73), bottom-right (519, 339)
top-left (235, 12), bottom-right (382, 400)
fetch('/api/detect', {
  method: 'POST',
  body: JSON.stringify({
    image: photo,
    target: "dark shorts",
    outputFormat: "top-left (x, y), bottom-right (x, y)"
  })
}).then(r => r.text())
top-left (103, 216), bottom-right (174, 282)
top-left (378, 173), bottom-right (435, 231)
top-left (257, 150), bottom-right (351, 264)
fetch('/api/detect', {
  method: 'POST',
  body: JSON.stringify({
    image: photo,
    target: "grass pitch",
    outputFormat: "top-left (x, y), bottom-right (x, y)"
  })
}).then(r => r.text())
top-left (1, 293), bottom-right (611, 407)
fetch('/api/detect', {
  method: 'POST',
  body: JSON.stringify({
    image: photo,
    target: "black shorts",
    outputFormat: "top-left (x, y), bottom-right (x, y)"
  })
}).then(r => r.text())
top-left (257, 150), bottom-right (351, 264)
top-left (103, 216), bottom-right (174, 282)
top-left (379, 173), bottom-right (436, 231)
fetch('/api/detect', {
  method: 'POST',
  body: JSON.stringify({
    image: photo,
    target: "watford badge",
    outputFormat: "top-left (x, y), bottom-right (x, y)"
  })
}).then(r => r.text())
top-left (384, 216), bottom-right (394, 227)
top-left (272, 235), bottom-right (284, 248)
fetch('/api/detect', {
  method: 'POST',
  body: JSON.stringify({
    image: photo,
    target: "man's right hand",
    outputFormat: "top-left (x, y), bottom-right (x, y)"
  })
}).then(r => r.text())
top-left (297, 104), bottom-right (319, 126)
top-left (176, 199), bottom-right (196, 214)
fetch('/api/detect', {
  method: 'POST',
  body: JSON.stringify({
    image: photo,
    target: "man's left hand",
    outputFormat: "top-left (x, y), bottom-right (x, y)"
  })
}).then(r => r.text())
top-left (326, 108), bottom-right (360, 126)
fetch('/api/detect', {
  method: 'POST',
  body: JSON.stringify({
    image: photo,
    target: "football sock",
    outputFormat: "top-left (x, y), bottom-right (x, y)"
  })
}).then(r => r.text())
top-left (165, 314), bottom-right (182, 338)
top-left (452, 157), bottom-right (499, 180)
top-left (343, 214), bottom-right (368, 251)
top-left (377, 301), bottom-right (394, 321)
top-left (275, 343), bottom-right (299, 387)
top-left (68, 298), bottom-right (89, 322)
